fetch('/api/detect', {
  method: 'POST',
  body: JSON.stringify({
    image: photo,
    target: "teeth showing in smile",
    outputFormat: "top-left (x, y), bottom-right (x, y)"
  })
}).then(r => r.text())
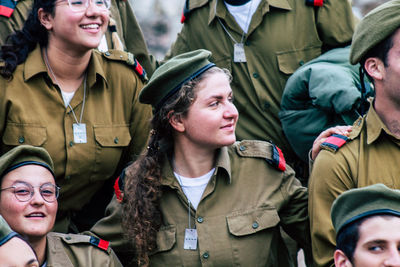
top-left (27, 213), bottom-right (44, 217)
top-left (81, 24), bottom-right (99, 29)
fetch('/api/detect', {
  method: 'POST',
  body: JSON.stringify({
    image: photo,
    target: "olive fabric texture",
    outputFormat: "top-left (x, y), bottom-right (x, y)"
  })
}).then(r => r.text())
top-left (139, 49), bottom-right (215, 109)
top-left (0, 145), bottom-right (54, 178)
top-left (331, 183), bottom-right (400, 234)
top-left (350, 0), bottom-right (400, 64)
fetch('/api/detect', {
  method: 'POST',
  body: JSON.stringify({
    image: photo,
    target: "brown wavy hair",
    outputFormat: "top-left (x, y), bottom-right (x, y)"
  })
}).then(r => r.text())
top-left (122, 67), bottom-right (231, 266)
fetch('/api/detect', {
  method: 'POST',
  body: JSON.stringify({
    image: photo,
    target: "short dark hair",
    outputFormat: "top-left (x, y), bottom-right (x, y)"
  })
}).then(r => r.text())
top-left (336, 217), bottom-right (366, 263)
top-left (361, 29), bottom-right (396, 68)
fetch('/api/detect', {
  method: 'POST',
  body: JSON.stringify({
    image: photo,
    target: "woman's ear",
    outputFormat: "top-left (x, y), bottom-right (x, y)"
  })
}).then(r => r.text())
top-left (38, 8), bottom-right (54, 30)
top-left (364, 57), bottom-right (384, 81)
top-left (168, 111), bottom-right (185, 133)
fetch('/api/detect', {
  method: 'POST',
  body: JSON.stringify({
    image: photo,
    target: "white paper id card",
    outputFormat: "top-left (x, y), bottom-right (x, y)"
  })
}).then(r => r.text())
top-left (234, 43), bottom-right (246, 62)
top-left (184, 228), bottom-right (198, 250)
top-left (73, 123), bottom-right (87, 144)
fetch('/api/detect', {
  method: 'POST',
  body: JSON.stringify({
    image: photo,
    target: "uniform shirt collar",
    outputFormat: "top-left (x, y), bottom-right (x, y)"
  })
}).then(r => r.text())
top-left (208, 0), bottom-right (291, 25)
top-left (161, 146), bottom-right (232, 188)
top-left (23, 45), bottom-right (108, 88)
top-left (366, 104), bottom-right (397, 144)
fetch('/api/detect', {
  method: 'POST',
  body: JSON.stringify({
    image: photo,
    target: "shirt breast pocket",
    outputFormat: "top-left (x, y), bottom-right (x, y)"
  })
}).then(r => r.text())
top-left (150, 225), bottom-right (182, 265)
top-left (2, 123), bottom-right (47, 146)
top-left (93, 125), bottom-right (131, 181)
top-left (226, 206), bottom-right (281, 266)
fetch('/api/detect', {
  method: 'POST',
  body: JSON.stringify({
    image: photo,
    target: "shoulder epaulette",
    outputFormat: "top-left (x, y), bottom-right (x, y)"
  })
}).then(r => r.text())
top-left (320, 134), bottom-right (348, 153)
top-left (102, 50), bottom-right (148, 83)
top-left (235, 140), bottom-right (286, 172)
top-left (305, 0), bottom-right (323, 7)
top-left (53, 233), bottom-right (110, 252)
top-left (181, 0), bottom-right (209, 23)
top-left (89, 236), bottom-right (110, 251)
top-left (0, 0), bottom-right (16, 18)
top-left (113, 170), bottom-right (125, 203)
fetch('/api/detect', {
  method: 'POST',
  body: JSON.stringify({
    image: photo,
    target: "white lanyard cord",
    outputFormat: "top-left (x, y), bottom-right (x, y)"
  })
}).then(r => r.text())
top-left (44, 48), bottom-right (87, 125)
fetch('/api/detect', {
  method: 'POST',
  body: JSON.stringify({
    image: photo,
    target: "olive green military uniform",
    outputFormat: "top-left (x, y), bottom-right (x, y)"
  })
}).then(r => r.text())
top-left (0, 45), bottom-right (152, 232)
top-left (0, 0), bottom-right (156, 76)
top-left (166, 0), bottom-right (356, 163)
top-left (91, 140), bottom-right (310, 266)
top-left (46, 232), bottom-right (122, 266)
top-left (309, 105), bottom-right (400, 267)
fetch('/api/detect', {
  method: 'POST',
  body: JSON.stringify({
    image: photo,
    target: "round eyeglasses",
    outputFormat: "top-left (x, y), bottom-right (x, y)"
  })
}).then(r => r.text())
top-left (67, 0), bottom-right (111, 12)
top-left (0, 182), bottom-right (60, 203)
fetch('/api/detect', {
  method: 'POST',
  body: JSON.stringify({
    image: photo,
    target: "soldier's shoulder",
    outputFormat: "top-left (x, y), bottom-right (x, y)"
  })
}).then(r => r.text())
top-left (48, 232), bottom-right (112, 253)
top-left (232, 140), bottom-right (286, 172)
top-left (320, 117), bottom-right (364, 154)
top-left (181, 0), bottom-right (209, 23)
top-left (96, 49), bottom-right (148, 83)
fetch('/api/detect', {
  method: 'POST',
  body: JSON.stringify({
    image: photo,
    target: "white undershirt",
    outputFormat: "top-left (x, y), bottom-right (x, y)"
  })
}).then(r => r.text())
top-left (61, 90), bottom-right (75, 107)
top-left (174, 168), bottom-right (215, 210)
top-left (225, 0), bottom-right (261, 33)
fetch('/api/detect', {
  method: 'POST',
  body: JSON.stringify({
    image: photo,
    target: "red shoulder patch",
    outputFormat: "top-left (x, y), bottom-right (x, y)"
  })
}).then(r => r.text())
top-left (321, 134), bottom-right (348, 152)
top-left (89, 236), bottom-right (110, 251)
top-left (181, 0), bottom-right (190, 23)
top-left (305, 0), bottom-right (323, 7)
top-left (0, 0), bottom-right (17, 18)
top-left (266, 144), bottom-right (286, 172)
top-left (113, 174), bottom-right (125, 203)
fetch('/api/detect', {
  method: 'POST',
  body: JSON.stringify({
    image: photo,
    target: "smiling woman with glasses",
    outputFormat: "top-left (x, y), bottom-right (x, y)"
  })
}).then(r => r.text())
top-left (0, 0), bottom-right (151, 236)
top-left (0, 145), bottom-right (123, 266)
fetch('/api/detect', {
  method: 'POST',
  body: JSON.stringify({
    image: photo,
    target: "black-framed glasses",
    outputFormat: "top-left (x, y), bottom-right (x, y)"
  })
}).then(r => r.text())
top-left (0, 182), bottom-right (60, 203)
top-left (67, 0), bottom-right (111, 12)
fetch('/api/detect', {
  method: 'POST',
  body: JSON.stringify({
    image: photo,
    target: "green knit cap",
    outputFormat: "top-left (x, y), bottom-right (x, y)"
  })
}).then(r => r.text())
top-left (350, 0), bottom-right (400, 64)
top-left (139, 49), bottom-right (215, 110)
top-left (331, 184), bottom-right (400, 234)
top-left (0, 215), bottom-right (19, 246)
top-left (0, 145), bottom-right (54, 179)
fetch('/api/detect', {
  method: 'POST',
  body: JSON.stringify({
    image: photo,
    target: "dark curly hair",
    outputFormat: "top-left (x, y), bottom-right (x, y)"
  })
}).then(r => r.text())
top-left (0, 0), bottom-right (56, 79)
top-left (122, 67), bottom-right (231, 266)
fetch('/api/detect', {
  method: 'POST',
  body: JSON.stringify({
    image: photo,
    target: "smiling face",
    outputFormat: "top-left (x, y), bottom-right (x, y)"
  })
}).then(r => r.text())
top-left (174, 71), bottom-right (239, 151)
top-left (0, 236), bottom-right (39, 267)
top-left (40, 0), bottom-right (109, 53)
top-left (0, 165), bottom-right (58, 240)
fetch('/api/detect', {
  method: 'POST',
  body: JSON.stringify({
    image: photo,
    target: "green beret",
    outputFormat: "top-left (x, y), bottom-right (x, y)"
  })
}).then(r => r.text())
top-left (0, 215), bottom-right (19, 246)
top-left (350, 0), bottom-right (400, 64)
top-left (139, 49), bottom-right (215, 109)
top-left (331, 184), bottom-right (400, 234)
top-left (0, 145), bottom-right (54, 179)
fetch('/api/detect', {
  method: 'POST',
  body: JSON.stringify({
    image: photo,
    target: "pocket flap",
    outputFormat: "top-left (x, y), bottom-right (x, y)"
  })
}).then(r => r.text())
top-left (94, 125), bottom-right (131, 147)
top-left (154, 225), bottom-right (176, 253)
top-left (227, 206), bottom-right (280, 236)
top-left (277, 46), bottom-right (321, 75)
top-left (3, 123), bottom-right (47, 146)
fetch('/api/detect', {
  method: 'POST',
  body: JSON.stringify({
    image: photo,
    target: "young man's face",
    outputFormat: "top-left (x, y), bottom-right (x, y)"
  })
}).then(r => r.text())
top-left (334, 215), bottom-right (400, 267)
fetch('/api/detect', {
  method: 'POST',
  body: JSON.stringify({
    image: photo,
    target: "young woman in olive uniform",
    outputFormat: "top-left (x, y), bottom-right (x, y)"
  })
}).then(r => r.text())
top-left (91, 49), bottom-right (310, 266)
top-left (0, 0), bottom-right (152, 233)
top-left (0, 145), bottom-right (122, 266)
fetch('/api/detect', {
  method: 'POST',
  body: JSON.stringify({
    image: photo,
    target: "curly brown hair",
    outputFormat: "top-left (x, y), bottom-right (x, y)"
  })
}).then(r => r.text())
top-left (121, 67), bottom-right (231, 266)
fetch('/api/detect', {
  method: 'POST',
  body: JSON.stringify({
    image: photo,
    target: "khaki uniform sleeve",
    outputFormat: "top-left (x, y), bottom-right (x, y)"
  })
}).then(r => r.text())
top-left (316, 0), bottom-right (357, 49)
top-left (308, 150), bottom-right (355, 267)
top-left (88, 195), bottom-right (134, 265)
top-left (0, 0), bottom-right (32, 45)
top-left (278, 165), bottom-right (312, 256)
top-left (121, 75), bottom-right (152, 165)
top-left (114, 0), bottom-right (157, 76)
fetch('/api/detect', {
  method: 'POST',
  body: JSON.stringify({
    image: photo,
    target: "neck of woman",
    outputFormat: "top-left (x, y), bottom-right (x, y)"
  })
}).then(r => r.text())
top-left (29, 236), bottom-right (47, 266)
top-left (173, 140), bottom-right (216, 178)
top-left (43, 44), bottom-right (91, 92)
